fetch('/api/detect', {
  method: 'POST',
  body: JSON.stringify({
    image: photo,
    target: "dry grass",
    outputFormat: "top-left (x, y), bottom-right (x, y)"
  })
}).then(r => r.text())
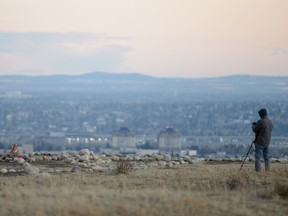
top-left (274, 178), bottom-right (288, 199)
top-left (0, 162), bottom-right (288, 216)
top-left (114, 159), bottom-right (134, 175)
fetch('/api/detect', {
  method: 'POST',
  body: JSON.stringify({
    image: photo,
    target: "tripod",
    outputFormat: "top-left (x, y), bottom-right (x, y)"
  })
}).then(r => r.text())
top-left (240, 141), bottom-right (254, 170)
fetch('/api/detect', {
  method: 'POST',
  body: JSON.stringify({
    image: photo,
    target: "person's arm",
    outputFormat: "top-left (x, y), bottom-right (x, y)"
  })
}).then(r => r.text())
top-left (252, 122), bottom-right (259, 143)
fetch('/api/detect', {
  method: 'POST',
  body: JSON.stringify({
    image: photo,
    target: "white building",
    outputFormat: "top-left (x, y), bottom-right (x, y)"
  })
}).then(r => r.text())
top-left (158, 126), bottom-right (182, 155)
top-left (112, 127), bottom-right (136, 154)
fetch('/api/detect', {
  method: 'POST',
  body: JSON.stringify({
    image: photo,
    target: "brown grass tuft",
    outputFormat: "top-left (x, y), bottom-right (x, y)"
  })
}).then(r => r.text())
top-left (115, 159), bottom-right (134, 175)
top-left (226, 170), bottom-right (252, 190)
top-left (274, 178), bottom-right (288, 199)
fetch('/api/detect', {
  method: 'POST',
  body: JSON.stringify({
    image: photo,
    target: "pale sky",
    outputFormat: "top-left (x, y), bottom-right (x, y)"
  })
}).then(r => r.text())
top-left (0, 0), bottom-right (287, 78)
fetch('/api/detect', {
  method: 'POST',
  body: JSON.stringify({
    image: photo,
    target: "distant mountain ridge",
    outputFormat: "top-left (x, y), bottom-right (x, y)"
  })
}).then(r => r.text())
top-left (80, 72), bottom-right (154, 81)
top-left (0, 72), bottom-right (287, 101)
top-left (0, 72), bottom-right (155, 81)
top-left (0, 71), bottom-right (287, 81)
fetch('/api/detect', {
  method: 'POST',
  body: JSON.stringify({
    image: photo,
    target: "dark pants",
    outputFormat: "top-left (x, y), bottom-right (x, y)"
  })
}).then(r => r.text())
top-left (255, 144), bottom-right (270, 172)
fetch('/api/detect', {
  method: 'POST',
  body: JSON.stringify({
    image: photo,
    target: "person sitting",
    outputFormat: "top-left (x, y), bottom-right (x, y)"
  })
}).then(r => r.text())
top-left (9, 143), bottom-right (18, 155)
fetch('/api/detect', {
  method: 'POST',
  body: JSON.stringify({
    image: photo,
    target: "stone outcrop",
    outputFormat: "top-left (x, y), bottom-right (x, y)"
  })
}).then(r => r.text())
top-left (0, 150), bottom-right (287, 175)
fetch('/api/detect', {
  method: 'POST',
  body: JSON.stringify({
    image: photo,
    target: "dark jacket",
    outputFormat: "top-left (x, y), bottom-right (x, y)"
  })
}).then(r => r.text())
top-left (252, 116), bottom-right (273, 147)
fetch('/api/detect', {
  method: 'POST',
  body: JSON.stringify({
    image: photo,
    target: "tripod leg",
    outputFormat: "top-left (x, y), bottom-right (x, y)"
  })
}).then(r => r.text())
top-left (240, 142), bottom-right (254, 170)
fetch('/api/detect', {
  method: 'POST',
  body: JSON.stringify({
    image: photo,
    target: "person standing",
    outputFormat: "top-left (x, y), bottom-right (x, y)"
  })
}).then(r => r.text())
top-left (252, 108), bottom-right (273, 172)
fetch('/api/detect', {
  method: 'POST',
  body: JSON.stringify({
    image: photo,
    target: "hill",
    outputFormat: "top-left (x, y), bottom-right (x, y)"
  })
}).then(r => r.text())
top-left (0, 72), bottom-right (287, 101)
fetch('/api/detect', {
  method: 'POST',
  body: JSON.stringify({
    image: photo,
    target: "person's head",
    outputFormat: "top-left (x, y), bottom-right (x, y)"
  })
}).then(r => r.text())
top-left (258, 108), bottom-right (267, 118)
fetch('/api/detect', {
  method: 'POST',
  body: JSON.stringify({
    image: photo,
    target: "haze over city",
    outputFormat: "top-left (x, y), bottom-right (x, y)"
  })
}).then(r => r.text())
top-left (0, 0), bottom-right (287, 78)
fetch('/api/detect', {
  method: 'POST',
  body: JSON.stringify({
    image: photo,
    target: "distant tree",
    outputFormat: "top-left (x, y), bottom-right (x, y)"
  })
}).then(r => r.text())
top-left (0, 142), bottom-right (4, 149)
top-left (141, 141), bottom-right (157, 149)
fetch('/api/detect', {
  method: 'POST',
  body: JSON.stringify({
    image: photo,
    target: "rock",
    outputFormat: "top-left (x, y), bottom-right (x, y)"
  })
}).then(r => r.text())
top-left (24, 166), bottom-right (39, 175)
top-left (51, 156), bottom-right (58, 160)
top-left (182, 155), bottom-right (191, 161)
top-left (99, 154), bottom-right (106, 158)
top-left (79, 155), bottom-right (90, 162)
top-left (42, 156), bottom-right (51, 161)
top-left (134, 156), bottom-right (141, 161)
top-left (155, 155), bottom-right (164, 161)
top-left (79, 149), bottom-right (90, 156)
top-left (126, 155), bottom-right (133, 161)
top-left (28, 152), bottom-right (35, 157)
top-left (93, 155), bottom-right (100, 160)
top-left (108, 164), bottom-right (115, 170)
top-left (158, 161), bottom-right (167, 167)
top-left (71, 165), bottom-right (81, 173)
top-left (22, 162), bottom-right (38, 174)
top-left (1, 168), bottom-right (8, 174)
top-left (184, 157), bottom-right (193, 164)
top-left (103, 152), bottom-right (112, 157)
top-left (54, 169), bottom-right (65, 173)
top-left (193, 157), bottom-right (201, 162)
top-left (26, 156), bottom-right (36, 163)
top-left (9, 169), bottom-right (16, 173)
top-left (45, 168), bottom-right (55, 173)
top-left (37, 172), bottom-right (51, 178)
top-left (17, 169), bottom-right (25, 173)
top-left (180, 160), bottom-right (187, 165)
top-left (61, 152), bottom-right (70, 159)
top-left (276, 158), bottom-right (288, 163)
top-left (106, 159), bottom-right (112, 163)
top-left (69, 159), bottom-right (77, 165)
top-left (35, 156), bottom-right (44, 161)
top-left (147, 162), bottom-right (158, 168)
top-left (112, 155), bottom-right (119, 161)
top-left (23, 162), bottom-right (31, 167)
top-left (92, 165), bottom-right (104, 172)
top-left (135, 163), bottom-right (148, 170)
top-left (78, 162), bottom-right (89, 167)
top-left (96, 159), bottom-right (106, 164)
top-left (164, 154), bottom-right (172, 162)
top-left (17, 158), bottom-right (26, 164)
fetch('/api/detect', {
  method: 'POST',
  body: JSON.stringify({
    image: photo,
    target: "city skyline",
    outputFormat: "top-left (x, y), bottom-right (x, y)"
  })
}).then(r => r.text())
top-left (0, 0), bottom-right (287, 78)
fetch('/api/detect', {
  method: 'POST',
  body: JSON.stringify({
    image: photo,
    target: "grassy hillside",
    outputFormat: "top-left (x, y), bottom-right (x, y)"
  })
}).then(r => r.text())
top-left (0, 162), bottom-right (287, 215)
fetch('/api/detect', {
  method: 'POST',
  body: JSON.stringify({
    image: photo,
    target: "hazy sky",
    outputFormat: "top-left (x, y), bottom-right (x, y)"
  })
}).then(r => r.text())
top-left (0, 0), bottom-right (287, 78)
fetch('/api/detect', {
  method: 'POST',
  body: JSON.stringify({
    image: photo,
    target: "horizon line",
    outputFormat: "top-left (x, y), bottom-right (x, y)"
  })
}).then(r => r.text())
top-left (0, 71), bottom-right (287, 79)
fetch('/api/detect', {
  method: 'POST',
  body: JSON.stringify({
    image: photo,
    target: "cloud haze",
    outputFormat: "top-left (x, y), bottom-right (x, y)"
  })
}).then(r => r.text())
top-left (0, 32), bottom-right (132, 75)
top-left (0, 0), bottom-right (287, 78)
